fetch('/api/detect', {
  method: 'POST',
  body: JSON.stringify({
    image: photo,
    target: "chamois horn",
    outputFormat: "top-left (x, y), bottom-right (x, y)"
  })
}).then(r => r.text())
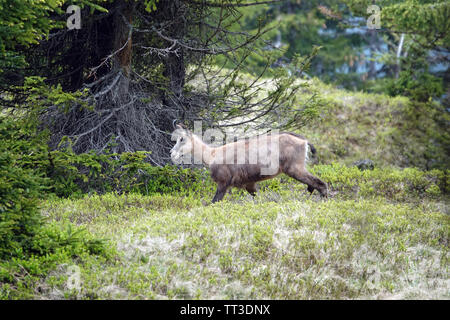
top-left (172, 119), bottom-right (179, 130)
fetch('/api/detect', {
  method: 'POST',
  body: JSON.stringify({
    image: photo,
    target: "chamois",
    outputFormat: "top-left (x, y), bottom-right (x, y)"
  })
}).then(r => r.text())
top-left (170, 124), bottom-right (328, 203)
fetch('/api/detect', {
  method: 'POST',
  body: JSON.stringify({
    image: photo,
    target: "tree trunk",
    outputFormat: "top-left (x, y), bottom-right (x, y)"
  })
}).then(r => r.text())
top-left (165, 47), bottom-right (185, 98)
top-left (159, 0), bottom-right (186, 115)
top-left (395, 33), bottom-right (405, 79)
top-left (367, 29), bottom-right (377, 80)
top-left (113, 0), bottom-right (135, 97)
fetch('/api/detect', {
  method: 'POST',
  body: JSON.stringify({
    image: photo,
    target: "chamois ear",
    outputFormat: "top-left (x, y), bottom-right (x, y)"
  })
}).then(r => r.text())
top-left (176, 123), bottom-right (192, 136)
top-left (176, 123), bottom-right (188, 130)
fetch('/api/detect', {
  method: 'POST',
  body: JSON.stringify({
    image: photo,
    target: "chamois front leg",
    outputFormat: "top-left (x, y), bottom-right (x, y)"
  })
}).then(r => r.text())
top-left (302, 173), bottom-right (328, 198)
top-left (212, 183), bottom-right (228, 203)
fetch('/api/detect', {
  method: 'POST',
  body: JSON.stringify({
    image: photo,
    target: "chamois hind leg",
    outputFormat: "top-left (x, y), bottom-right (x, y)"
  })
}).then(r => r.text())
top-left (212, 183), bottom-right (229, 203)
top-left (285, 166), bottom-right (328, 198)
top-left (245, 182), bottom-right (257, 197)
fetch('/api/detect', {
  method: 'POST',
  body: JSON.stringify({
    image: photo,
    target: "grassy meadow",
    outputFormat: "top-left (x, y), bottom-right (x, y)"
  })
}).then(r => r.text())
top-left (2, 163), bottom-right (448, 300)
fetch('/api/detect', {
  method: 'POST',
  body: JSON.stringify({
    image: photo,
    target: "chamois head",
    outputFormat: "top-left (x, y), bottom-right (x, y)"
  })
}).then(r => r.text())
top-left (170, 124), bottom-right (194, 163)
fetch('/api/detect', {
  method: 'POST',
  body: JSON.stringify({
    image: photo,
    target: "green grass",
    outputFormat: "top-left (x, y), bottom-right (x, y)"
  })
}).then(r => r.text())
top-left (4, 164), bottom-right (447, 300)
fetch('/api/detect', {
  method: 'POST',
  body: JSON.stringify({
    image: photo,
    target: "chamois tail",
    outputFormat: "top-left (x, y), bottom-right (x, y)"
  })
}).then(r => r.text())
top-left (308, 142), bottom-right (316, 155)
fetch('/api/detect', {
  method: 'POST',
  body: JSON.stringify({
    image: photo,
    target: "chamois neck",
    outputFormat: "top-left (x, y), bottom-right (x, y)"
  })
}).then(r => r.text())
top-left (191, 134), bottom-right (214, 167)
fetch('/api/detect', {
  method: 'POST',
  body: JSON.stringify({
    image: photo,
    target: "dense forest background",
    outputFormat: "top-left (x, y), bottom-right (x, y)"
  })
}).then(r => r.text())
top-left (236, 0), bottom-right (449, 97)
top-left (1, 0), bottom-right (448, 162)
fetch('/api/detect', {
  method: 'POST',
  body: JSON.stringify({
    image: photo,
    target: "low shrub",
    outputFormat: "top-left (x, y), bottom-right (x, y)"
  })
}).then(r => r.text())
top-left (0, 117), bottom-right (109, 298)
top-left (0, 117), bottom-right (48, 259)
top-left (43, 148), bottom-right (214, 198)
top-left (40, 149), bottom-right (449, 202)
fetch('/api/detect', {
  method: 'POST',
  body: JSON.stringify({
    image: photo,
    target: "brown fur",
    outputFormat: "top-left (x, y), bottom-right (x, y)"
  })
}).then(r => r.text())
top-left (171, 126), bottom-right (328, 203)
